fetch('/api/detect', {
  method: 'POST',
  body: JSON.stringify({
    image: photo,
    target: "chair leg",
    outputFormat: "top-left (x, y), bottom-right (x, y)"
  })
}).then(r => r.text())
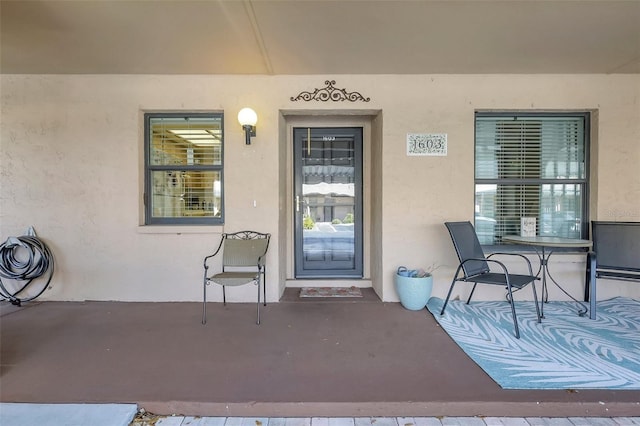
top-left (505, 285), bottom-right (520, 339)
top-left (263, 272), bottom-right (267, 307)
top-left (441, 265), bottom-right (465, 315)
top-left (584, 255), bottom-right (591, 303)
top-left (202, 279), bottom-right (207, 325)
top-left (256, 280), bottom-right (261, 325)
top-left (531, 281), bottom-right (542, 323)
top-left (440, 280), bottom-right (457, 315)
top-left (466, 283), bottom-right (478, 304)
top-left (223, 286), bottom-right (226, 305)
top-left (586, 252), bottom-right (597, 320)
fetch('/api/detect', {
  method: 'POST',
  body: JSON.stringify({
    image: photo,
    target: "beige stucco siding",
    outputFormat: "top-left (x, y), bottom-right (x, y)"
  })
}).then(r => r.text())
top-left (1, 74), bottom-right (638, 303)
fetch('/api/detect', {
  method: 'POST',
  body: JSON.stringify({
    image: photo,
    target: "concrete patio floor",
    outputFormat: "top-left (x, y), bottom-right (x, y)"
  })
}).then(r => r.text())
top-left (1, 290), bottom-right (639, 419)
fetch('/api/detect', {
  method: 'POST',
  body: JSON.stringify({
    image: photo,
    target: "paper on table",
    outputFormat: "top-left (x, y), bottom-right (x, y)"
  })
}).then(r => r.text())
top-left (521, 217), bottom-right (536, 237)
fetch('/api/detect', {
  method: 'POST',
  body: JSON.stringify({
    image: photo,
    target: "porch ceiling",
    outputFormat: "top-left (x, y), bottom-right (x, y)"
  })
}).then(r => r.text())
top-left (1, 0), bottom-right (639, 75)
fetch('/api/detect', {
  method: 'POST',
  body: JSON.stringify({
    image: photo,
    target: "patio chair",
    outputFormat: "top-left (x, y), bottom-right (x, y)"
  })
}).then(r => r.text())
top-left (441, 221), bottom-right (541, 338)
top-left (202, 231), bottom-right (270, 325)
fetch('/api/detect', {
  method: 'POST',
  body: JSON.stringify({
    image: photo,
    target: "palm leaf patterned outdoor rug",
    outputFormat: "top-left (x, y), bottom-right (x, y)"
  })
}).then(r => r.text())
top-left (426, 296), bottom-right (640, 389)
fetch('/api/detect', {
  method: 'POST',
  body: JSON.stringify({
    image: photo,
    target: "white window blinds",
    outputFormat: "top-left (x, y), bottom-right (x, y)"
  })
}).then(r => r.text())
top-left (475, 114), bottom-right (588, 244)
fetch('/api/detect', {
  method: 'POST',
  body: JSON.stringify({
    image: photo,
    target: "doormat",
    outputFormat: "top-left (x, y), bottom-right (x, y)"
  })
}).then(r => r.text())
top-left (299, 286), bottom-right (362, 298)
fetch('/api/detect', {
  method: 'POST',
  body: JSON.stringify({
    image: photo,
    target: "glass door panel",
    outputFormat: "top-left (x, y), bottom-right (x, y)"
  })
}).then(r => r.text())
top-left (294, 127), bottom-right (363, 277)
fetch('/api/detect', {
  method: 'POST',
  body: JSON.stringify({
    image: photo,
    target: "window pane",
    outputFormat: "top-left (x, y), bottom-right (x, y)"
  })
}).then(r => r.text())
top-left (151, 170), bottom-right (222, 219)
top-left (541, 119), bottom-right (585, 179)
top-left (475, 183), bottom-right (583, 244)
top-left (476, 116), bottom-right (585, 180)
top-left (149, 116), bottom-right (222, 166)
top-left (540, 184), bottom-right (583, 238)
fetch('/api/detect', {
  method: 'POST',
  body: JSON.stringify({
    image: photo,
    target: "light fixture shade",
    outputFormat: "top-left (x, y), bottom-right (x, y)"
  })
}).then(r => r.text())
top-left (237, 108), bottom-right (258, 126)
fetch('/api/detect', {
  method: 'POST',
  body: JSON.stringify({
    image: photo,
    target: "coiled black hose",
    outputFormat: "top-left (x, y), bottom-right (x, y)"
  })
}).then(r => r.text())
top-left (0, 233), bottom-right (54, 306)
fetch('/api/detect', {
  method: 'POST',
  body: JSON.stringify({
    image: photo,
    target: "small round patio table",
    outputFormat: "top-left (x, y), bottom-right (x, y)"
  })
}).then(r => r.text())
top-left (502, 235), bottom-right (592, 318)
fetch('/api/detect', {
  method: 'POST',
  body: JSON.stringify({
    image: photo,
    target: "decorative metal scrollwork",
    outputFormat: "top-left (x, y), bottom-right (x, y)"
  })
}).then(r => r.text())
top-left (290, 80), bottom-right (370, 102)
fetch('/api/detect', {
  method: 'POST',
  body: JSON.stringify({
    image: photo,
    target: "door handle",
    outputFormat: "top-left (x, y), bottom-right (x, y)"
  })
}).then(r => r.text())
top-left (296, 195), bottom-right (300, 212)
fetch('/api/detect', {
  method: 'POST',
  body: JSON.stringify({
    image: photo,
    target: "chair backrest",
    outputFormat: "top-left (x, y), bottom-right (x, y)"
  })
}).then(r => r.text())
top-left (444, 221), bottom-right (490, 278)
top-left (592, 221), bottom-right (640, 272)
top-left (222, 231), bottom-right (270, 267)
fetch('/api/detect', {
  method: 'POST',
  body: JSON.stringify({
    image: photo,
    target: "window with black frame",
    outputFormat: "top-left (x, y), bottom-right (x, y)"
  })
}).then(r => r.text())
top-left (474, 112), bottom-right (589, 245)
top-left (144, 113), bottom-right (224, 225)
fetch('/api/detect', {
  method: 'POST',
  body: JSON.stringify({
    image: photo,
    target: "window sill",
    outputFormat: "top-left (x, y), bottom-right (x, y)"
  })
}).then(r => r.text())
top-left (137, 225), bottom-right (223, 234)
top-left (484, 244), bottom-right (589, 254)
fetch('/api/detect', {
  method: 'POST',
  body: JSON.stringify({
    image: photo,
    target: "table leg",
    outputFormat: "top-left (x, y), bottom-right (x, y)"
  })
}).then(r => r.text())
top-left (540, 247), bottom-right (588, 317)
top-left (526, 245), bottom-right (547, 318)
top-left (540, 246), bottom-right (548, 318)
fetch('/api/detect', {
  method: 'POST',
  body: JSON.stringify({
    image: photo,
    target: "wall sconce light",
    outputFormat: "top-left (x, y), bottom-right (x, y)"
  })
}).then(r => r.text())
top-left (237, 107), bottom-right (257, 145)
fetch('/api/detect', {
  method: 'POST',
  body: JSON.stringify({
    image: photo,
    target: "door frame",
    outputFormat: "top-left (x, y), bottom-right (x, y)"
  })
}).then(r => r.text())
top-left (283, 114), bottom-right (373, 287)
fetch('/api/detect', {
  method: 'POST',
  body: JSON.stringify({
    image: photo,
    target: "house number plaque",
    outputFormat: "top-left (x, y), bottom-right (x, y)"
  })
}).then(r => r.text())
top-left (406, 133), bottom-right (448, 156)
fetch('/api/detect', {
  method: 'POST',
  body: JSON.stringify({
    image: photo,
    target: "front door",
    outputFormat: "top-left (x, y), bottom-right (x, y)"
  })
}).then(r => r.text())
top-left (293, 127), bottom-right (363, 278)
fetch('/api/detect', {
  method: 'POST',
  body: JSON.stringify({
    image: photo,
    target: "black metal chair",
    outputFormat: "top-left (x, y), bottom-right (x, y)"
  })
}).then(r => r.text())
top-left (202, 231), bottom-right (270, 325)
top-left (442, 221), bottom-right (541, 338)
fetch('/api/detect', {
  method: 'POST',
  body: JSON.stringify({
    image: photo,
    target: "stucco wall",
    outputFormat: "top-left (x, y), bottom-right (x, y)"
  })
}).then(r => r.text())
top-left (1, 74), bottom-right (638, 303)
